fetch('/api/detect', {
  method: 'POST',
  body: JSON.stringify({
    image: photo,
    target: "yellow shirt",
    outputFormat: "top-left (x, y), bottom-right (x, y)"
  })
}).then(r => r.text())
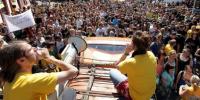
top-left (118, 51), bottom-right (157, 100)
top-left (183, 85), bottom-right (200, 100)
top-left (3, 72), bottom-right (57, 100)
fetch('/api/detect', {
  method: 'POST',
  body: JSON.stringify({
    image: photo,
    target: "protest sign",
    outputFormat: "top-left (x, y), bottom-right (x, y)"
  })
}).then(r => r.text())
top-left (3, 9), bottom-right (35, 32)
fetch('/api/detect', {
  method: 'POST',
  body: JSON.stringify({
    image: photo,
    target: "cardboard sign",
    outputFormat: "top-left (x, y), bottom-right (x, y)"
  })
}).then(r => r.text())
top-left (3, 9), bottom-right (36, 32)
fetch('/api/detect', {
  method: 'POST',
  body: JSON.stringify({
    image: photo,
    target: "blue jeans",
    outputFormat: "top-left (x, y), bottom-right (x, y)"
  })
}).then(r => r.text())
top-left (109, 69), bottom-right (127, 86)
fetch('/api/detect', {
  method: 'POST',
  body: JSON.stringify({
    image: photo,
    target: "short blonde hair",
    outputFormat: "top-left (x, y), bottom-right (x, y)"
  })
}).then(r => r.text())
top-left (187, 29), bottom-right (192, 34)
top-left (190, 75), bottom-right (200, 85)
top-left (168, 49), bottom-right (176, 56)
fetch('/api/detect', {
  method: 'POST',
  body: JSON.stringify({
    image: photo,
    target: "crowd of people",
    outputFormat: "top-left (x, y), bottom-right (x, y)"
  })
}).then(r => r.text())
top-left (0, 0), bottom-right (200, 99)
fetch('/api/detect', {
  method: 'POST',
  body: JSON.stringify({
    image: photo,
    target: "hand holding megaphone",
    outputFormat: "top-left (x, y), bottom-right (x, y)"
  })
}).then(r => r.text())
top-left (35, 47), bottom-right (51, 60)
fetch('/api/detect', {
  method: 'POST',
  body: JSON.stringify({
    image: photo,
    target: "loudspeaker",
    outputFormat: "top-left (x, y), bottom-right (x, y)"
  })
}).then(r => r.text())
top-left (61, 36), bottom-right (87, 64)
top-left (67, 36), bottom-right (87, 53)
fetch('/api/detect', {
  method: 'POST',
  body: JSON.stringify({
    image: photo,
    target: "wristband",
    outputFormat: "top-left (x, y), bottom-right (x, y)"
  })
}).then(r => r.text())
top-left (124, 52), bottom-right (129, 56)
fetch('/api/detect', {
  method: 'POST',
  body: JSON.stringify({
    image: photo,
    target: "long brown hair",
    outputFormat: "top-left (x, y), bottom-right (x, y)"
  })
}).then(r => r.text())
top-left (0, 41), bottom-right (27, 83)
top-left (131, 31), bottom-right (151, 57)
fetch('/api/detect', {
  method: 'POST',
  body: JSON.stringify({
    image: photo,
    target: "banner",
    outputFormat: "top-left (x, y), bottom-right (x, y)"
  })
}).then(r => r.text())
top-left (3, 9), bottom-right (35, 32)
top-left (0, 1), bottom-right (4, 9)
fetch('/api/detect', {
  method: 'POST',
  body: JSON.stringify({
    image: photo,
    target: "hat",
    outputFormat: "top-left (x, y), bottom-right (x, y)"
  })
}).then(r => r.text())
top-left (187, 29), bottom-right (192, 34)
top-left (168, 49), bottom-right (176, 56)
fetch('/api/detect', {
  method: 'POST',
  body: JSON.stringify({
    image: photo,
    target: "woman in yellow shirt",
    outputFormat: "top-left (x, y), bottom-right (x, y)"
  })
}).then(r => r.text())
top-left (0, 41), bottom-right (78, 100)
top-left (179, 75), bottom-right (200, 100)
top-left (110, 31), bottom-right (157, 100)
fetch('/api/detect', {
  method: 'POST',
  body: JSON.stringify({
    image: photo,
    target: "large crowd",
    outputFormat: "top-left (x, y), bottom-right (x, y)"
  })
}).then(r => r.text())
top-left (0, 0), bottom-right (200, 99)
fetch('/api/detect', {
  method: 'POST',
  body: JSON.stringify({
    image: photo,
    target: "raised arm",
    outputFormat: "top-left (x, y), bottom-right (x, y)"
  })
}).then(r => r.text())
top-left (179, 85), bottom-right (189, 96)
top-left (45, 56), bottom-right (78, 84)
top-left (116, 44), bottom-right (133, 67)
top-left (37, 48), bottom-right (78, 84)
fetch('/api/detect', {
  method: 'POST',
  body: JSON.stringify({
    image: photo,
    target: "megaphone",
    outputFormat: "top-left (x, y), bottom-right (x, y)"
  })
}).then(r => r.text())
top-left (61, 36), bottom-right (87, 64)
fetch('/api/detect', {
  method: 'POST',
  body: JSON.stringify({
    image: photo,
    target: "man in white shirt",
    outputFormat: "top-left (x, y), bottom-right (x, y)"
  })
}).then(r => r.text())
top-left (95, 23), bottom-right (107, 36)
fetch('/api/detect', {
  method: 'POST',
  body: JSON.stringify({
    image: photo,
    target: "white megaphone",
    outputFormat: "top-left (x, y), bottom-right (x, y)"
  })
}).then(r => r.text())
top-left (61, 36), bottom-right (87, 64)
top-left (52, 36), bottom-right (87, 100)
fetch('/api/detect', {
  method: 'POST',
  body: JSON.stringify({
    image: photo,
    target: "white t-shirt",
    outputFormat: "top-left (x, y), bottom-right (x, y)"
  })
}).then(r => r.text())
top-left (76, 19), bottom-right (83, 29)
top-left (95, 27), bottom-right (107, 36)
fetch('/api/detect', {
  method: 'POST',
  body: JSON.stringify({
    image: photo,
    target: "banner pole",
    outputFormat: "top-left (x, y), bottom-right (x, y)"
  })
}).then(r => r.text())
top-left (5, 0), bottom-right (12, 15)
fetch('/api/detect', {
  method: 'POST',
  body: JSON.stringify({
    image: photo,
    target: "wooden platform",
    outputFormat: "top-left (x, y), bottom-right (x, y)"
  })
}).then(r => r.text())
top-left (66, 66), bottom-right (120, 100)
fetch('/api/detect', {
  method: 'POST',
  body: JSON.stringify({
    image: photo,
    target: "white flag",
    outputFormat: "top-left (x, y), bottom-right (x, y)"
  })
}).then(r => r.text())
top-left (3, 9), bottom-right (35, 32)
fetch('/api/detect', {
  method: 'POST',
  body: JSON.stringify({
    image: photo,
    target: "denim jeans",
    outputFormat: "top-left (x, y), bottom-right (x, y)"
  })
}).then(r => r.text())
top-left (109, 69), bottom-right (127, 86)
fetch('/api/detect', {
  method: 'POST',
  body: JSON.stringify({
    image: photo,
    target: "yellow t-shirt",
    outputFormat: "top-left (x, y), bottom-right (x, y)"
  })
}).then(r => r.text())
top-left (183, 85), bottom-right (200, 100)
top-left (118, 51), bottom-right (157, 100)
top-left (3, 72), bottom-right (57, 100)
